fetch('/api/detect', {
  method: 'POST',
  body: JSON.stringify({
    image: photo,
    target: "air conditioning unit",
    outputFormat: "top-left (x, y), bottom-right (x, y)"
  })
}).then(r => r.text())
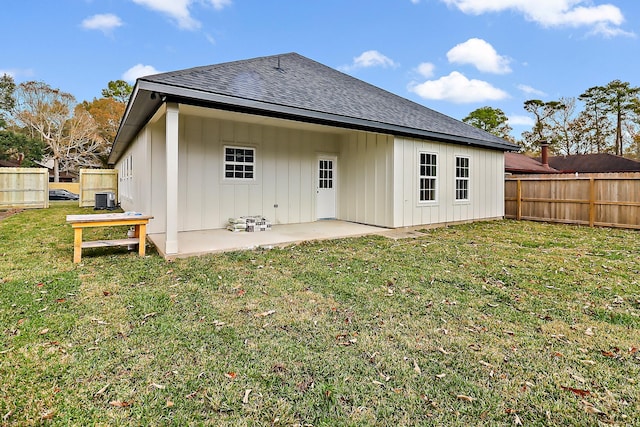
top-left (95, 192), bottom-right (116, 210)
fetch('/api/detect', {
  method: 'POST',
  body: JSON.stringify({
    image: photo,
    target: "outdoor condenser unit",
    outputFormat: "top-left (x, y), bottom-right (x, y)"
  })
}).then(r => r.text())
top-left (95, 192), bottom-right (116, 210)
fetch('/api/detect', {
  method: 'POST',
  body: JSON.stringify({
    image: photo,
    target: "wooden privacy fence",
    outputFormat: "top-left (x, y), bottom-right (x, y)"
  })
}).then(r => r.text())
top-left (505, 173), bottom-right (640, 229)
top-left (79, 169), bottom-right (118, 207)
top-left (0, 168), bottom-right (49, 209)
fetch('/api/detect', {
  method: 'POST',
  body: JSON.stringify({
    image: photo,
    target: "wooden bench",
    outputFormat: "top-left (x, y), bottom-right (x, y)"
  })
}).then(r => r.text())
top-left (66, 213), bottom-right (154, 263)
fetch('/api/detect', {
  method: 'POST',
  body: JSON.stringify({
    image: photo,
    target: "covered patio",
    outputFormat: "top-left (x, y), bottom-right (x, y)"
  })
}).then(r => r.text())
top-left (147, 220), bottom-right (423, 259)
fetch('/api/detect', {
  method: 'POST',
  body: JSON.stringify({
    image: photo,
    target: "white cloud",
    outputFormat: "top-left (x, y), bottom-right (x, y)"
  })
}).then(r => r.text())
top-left (508, 115), bottom-right (535, 126)
top-left (340, 50), bottom-right (398, 72)
top-left (447, 38), bottom-right (511, 74)
top-left (131, 0), bottom-right (231, 30)
top-left (517, 84), bottom-right (546, 97)
top-left (409, 71), bottom-right (509, 103)
top-left (0, 68), bottom-right (35, 79)
top-left (440, 0), bottom-right (627, 34)
top-left (209, 0), bottom-right (232, 10)
top-left (589, 22), bottom-right (636, 38)
top-left (81, 13), bottom-right (123, 33)
top-left (416, 62), bottom-right (436, 78)
top-left (122, 64), bottom-right (161, 82)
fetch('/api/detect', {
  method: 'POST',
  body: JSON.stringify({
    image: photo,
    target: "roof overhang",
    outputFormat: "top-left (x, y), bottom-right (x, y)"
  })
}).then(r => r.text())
top-left (109, 80), bottom-right (519, 165)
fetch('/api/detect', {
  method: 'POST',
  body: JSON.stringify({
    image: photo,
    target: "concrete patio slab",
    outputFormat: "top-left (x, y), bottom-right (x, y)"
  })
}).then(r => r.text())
top-left (148, 220), bottom-right (391, 259)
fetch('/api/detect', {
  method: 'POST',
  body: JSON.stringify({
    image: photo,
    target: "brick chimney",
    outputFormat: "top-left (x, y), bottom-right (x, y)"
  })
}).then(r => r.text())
top-left (540, 142), bottom-right (549, 168)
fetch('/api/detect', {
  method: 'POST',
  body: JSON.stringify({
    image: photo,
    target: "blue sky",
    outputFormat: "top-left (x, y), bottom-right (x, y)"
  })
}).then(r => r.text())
top-left (3, 0), bottom-right (639, 139)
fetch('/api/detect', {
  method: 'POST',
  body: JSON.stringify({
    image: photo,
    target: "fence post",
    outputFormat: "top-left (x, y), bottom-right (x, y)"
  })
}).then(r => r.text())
top-left (588, 177), bottom-right (595, 227)
top-left (516, 179), bottom-right (522, 220)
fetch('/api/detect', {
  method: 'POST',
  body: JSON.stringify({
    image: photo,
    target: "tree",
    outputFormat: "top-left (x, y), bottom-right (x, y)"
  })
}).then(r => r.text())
top-left (579, 85), bottom-right (612, 153)
top-left (12, 81), bottom-right (107, 181)
top-left (602, 80), bottom-right (640, 156)
top-left (101, 80), bottom-right (133, 104)
top-left (0, 130), bottom-right (45, 166)
top-left (521, 99), bottom-right (564, 153)
top-left (0, 74), bottom-right (16, 129)
top-left (548, 97), bottom-right (583, 155)
top-left (81, 97), bottom-right (125, 145)
top-left (462, 106), bottom-right (513, 139)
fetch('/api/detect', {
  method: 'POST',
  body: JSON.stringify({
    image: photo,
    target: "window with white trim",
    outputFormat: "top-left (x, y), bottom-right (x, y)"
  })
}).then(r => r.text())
top-left (224, 146), bottom-right (255, 180)
top-left (418, 152), bottom-right (437, 202)
top-left (120, 154), bottom-right (133, 199)
top-left (455, 156), bottom-right (470, 201)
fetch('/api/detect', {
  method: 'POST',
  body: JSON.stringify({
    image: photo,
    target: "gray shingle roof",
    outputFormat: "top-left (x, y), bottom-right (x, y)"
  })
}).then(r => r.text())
top-left (109, 53), bottom-right (517, 164)
top-left (542, 153), bottom-right (640, 173)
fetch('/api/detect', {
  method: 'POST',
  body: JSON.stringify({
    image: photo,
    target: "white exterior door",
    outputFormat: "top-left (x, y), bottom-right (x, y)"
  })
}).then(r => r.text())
top-left (316, 156), bottom-right (336, 219)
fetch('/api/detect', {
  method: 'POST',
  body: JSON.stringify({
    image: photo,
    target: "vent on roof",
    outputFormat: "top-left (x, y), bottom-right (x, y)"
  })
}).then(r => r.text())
top-left (274, 56), bottom-right (285, 73)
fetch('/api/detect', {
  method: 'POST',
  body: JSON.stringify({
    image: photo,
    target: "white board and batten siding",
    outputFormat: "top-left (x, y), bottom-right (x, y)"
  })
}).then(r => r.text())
top-left (338, 131), bottom-right (395, 227)
top-left (393, 137), bottom-right (505, 228)
top-left (116, 107), bottom-right (342, 234)
top-left (115, 105), bottom-right (506, 235)
top-left (178, 116), bottom-right (340, 232)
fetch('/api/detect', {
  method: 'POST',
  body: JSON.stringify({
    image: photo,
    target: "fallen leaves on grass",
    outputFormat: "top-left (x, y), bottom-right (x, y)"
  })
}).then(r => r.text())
top-left (438, 347), bottom-right (451, 355)
top-left (41, 410), bottom-right (55, 420)
top-left (109, 401), bottom-right (131, 408)
top-left (94, 383), bottom-right (110, 396)
top-left (224, 372), bottom-right (237, 379)
top-left (39, 328), bottom-right (49, 335)
top-left (584, 327), bottom-right (594, 336)
top-left (456, 395), bottom-right (475, 402)
top-left (413, 359), bottom-right (421, 374)
top-left (581, 400), bottom-right (605, 415)
top-left (242, 389), bottom-right (251, 404)
top-left (255, 310), bottom-right (275, 317)
top-left (561, 385), bottom-right (590, 397)
top-left (151, 382), bottom-right (165, 389)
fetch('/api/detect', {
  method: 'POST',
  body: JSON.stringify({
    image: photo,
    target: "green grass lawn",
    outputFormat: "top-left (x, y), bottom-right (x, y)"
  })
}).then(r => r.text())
top-left (1, 202), bottom-right (639, 426)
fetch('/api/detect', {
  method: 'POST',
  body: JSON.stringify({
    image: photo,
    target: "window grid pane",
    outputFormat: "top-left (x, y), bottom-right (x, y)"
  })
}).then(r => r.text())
top-left (224, 147), bottom-right (255, 180)
top-left (419, 153), bottom-right (437, 202)
top-left (455, 157), bottom-right (469, 200)
top-left (319, 159), bottom-right (333, 189)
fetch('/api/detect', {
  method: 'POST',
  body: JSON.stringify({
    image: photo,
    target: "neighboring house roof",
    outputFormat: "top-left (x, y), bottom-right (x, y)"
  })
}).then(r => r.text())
top-left (109, 53), bottom-right (518, 164)
top-left (541, 153), bottom-right (640, 173)
top-left (505, 152), bottom-right (560, 174)
top-left (0, 159), bottom-right (21, 167)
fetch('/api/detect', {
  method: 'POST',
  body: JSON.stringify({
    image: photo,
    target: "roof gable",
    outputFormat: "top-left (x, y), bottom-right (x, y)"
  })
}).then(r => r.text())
top-left (109, 53), bottom-right (518, 164)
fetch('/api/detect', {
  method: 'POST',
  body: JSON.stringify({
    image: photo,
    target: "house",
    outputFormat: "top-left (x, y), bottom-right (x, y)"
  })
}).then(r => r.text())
top-left (0, 159), bottom-right (21, 167)
top-left (505, 143), bottom-right (561, 174)
top-left (107, 53), bottom-right (519, 257)
top-left (33, 159), bottom-right (77, 182)
top-left (540, 153), bottom-right (640, 173)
